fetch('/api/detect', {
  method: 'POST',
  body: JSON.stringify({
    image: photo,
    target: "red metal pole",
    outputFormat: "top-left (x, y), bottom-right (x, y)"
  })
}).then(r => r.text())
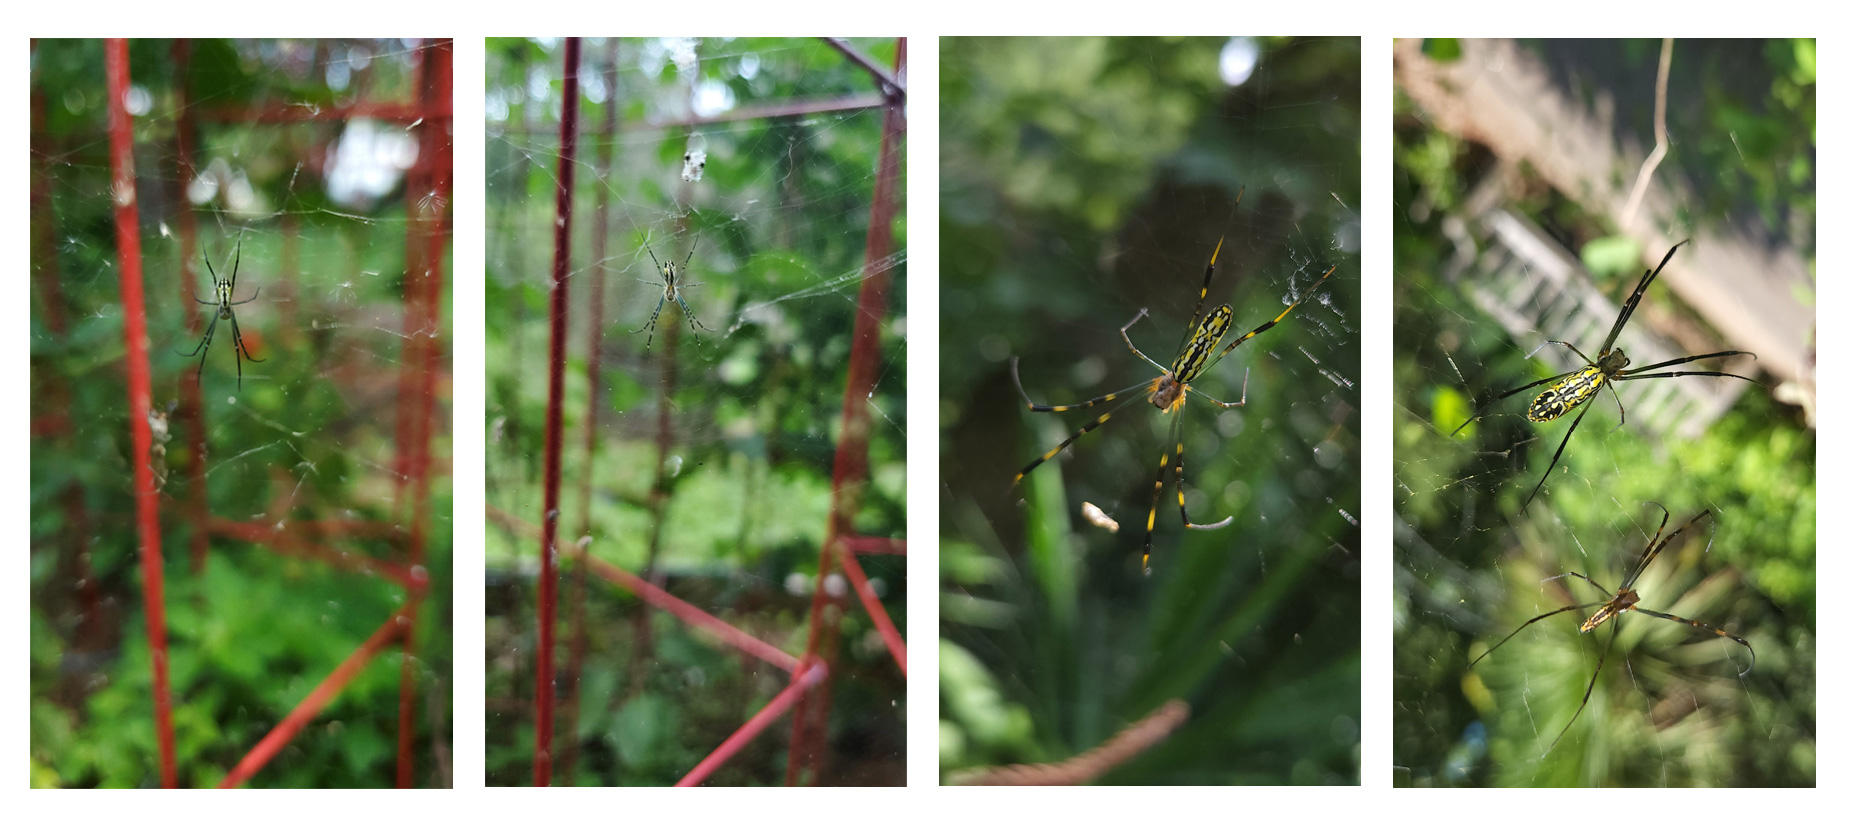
top-left (218, 606), bottom-right (413, 788)
top-left (562, 39), bottom-right (620, 785)
top-left (834, 540), bottom-right (906, 674)
top-left (170, 38), bottom-right (213, 575)
top-left (106, 38), bottom-right (178, 790)
top-left (534, 36), bottom-right (581, 788)
top-left (397, 35), bottom-right (452, 790)
top-left (786, 37), bottom-right (906, 787)
top-left (675, 662), bottom-right (827, 788)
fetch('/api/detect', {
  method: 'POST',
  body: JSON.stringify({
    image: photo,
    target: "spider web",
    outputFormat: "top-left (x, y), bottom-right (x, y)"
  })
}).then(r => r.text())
top-left (938, 37), bottom-right (1359, 785)
top-left (1390, 39), bottom-right (1815, 788)
top-left (28, 38), bottom-right (453, 787)
top-left (482, 37), bottom-right (906, 786)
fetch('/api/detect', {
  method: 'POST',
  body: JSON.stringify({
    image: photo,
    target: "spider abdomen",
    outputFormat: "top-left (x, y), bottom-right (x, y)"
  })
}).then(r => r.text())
top-left (1527, 365), bottom-right (1605, 422)
top-left (1169, 305), bottom-right (1233, 383)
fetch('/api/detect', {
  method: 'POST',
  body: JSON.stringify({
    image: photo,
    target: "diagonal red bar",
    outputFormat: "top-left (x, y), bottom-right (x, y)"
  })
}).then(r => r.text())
top-left (488, 504), bottom-right (801, 674)
top-left (674, 661), bottom-right (827, 788)
top-left (842, 536), bottom-right (906, 555)
top-left (217, 606), bottom-right (412, 788)
top-left (574, 547), bottom-right (800, 674)
top-left (206, 518), bottom-right (423, 590)
top-left (105, 37), bottom-right (178, 790)
top-left (832, 540), bottom-right (906, 675)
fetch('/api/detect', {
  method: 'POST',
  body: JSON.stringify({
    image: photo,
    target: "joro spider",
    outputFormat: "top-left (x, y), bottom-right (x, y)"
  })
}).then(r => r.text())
top-left (1468, 505), bottom-right (1754, 757)
top-left (1450, 240), bottom-right (1759, 513)
top-left (633, 237), bottom-right (712, 354)
top-left (179, 235), bottom-right (265, 390)
top-left (1011, 238), bottom-right (1338, 575)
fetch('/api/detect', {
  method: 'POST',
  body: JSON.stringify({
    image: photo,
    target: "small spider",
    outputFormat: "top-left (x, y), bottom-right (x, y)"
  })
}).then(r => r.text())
top-left (179, 235), bottom-right (265, 389)
top-left (632, 237), bottom-right (712, 354)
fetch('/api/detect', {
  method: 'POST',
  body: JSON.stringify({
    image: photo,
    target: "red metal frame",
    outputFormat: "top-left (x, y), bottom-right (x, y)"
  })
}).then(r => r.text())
top-left (517, 36), bottom-right (906, 787)
top-left (81, 37), bottom-right (451, 789)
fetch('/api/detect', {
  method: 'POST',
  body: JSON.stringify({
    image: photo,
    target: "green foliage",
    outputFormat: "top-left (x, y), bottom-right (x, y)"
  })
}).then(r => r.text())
top-left (484, 38), bottom-right (906, 785)
top-left (940, 37), bottom-right (1360, 785)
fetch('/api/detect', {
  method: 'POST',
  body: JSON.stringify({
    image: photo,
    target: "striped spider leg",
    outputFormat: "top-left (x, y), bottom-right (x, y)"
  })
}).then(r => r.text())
top-left (633, 236), bottom-right (712, 354)
top-left (1468, 505), bottom-right (1755, 756)
top-left (1012, 234), bottom-right (1338, 574)
top-left (178, 234), bottom-right (265, 390)
top-left (1449, 240), bottom-right (1761, 513)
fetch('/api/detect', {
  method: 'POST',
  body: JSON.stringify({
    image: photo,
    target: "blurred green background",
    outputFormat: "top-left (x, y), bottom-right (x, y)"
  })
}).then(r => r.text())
top-left (1392, 38), bottom-right (1815, 787)
top-left (939, 36), bottom-right (1360, 785)
top-left (29, 39), bottom-right (453, 788)
top-left (483, 38), bottom-right (906, 786)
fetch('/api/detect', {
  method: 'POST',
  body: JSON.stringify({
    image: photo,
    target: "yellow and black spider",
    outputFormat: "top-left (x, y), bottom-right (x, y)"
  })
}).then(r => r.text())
top-left (633, 237), bottom-right (712, 354)
top-left (179, 235), bottom-right (265, 390)
top-left (1449, 240), bottom-right (1760, 513)
top-left (1467, 505), bottom-right (1754, 756)
top-left (1011, 237), bottom-right (1338, 575)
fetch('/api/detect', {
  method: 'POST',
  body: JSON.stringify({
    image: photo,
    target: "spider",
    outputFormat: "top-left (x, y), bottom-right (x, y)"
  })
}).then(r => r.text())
top-left (1468, 505), bottom-right (1754, 756)
top-left (632, 237), bottom-right (712, 354)
top-left (1011, 237), bottom-right (1338, 575)
top-left (179, 235), bottom-right (265, 390)
top-left (1449, 240), bottom-right (1759, 514)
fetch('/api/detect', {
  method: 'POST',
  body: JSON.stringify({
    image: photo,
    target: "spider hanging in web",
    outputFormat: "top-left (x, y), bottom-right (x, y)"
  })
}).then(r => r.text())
top-left (179, 234), bottom-right (265, 390)
top-left (1011, 229), bottom-right (1339, 575)
top-left (1467, 505), bottom-right (1755, 757)
top-left (1449, 240), bottom-right (1760, 513)
top-left (633, 237), bottom-right (712, 354)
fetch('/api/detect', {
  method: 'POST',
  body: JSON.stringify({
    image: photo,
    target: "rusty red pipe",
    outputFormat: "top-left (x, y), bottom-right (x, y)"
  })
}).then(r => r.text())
top-left (675, 661), bottom-right (827, 788)
top-left (533, 36), bottom-right (581, 788)
top-left (106, 38), bottom-right (178, 790)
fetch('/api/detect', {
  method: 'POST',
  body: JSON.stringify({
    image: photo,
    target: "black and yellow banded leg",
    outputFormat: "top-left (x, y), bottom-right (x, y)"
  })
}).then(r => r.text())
top-left (1173, 431), bottom-right (1235, 533)
top-left (1541, 571), bottom-right (1614, 598)
top-left (1211, 262), bottom-right (1339, 361)
top-left (1633, 608), bottom-right (1756, 675)
top-left (1467, 599), bottom-right (1608, 669)
top-left (633, 295), bottom-right (668, 353)
top-left (1012, 395), bottom-right (1142, 486)
top-left (1143, 440), bottom-right (1172, 576)
top-left (1544, 618), bottom-right (1620, 758)
top-left (1010, 357), bottom-right (1150, 413)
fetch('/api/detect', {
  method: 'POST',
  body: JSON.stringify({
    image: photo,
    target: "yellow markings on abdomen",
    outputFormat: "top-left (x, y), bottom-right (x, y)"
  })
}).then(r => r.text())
top-left (1528, 366), bottom-right (1605, 422)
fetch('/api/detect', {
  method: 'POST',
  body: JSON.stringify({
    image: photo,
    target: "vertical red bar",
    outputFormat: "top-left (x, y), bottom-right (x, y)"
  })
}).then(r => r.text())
top-left (169, 38), bottom-right (212, 574)
top-left (105, 38), bottom-right (178, 790)
top-left (561, 37), bottom-right (619, 787)
top-left (396, 37), bottom-right (453, 789)
top-left (534, 36), bottom-right (581, 788)
top-left (786, 37), bottom-right (907, 786)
